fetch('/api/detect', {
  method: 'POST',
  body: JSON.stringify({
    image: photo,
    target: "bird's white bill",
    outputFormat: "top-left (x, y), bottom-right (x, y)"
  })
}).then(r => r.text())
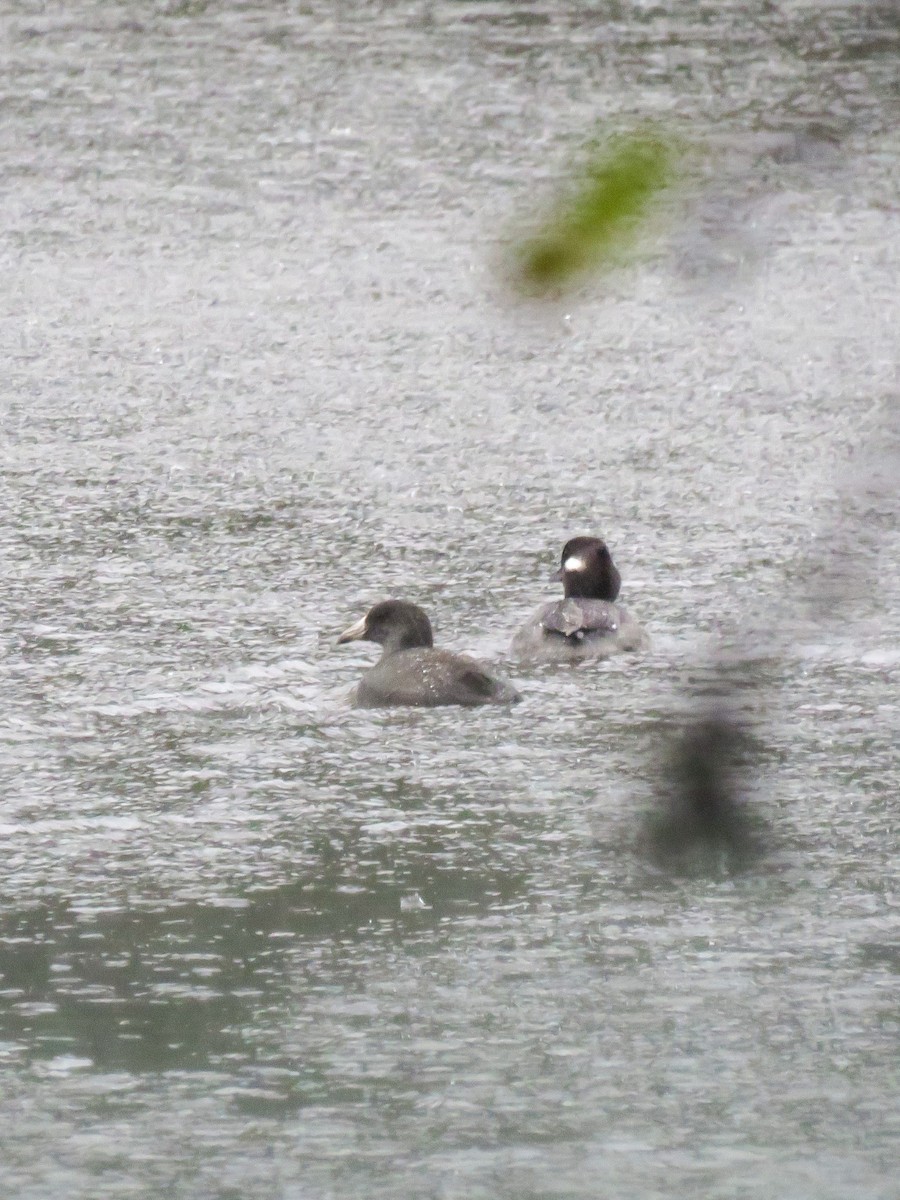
top-left (337, 615), bottom-right (368, 644)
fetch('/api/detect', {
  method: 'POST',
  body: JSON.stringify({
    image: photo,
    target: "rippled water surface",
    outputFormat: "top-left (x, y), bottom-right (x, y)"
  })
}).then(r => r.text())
top-left (1, 2), bottom-right (898, 1197)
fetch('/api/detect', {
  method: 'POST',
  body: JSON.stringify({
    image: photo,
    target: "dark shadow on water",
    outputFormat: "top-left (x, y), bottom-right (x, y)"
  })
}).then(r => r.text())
top-left (0, 853), bottom-right (527, 1073)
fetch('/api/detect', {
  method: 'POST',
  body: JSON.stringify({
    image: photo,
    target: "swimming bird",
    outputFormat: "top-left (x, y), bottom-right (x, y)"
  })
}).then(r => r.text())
top-left (511, 536), bottom-right (647, 663)
top-left (337, 599), bottom-right (521, 708)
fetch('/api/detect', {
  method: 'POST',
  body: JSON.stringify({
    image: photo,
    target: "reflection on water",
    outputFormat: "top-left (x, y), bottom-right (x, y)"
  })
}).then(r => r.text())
top-left (1, 1), bottom-right (898, 1198)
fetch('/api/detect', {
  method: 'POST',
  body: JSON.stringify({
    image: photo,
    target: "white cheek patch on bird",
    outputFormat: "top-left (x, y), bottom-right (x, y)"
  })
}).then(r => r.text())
top-left (564, 556), bottom-right (587, 572)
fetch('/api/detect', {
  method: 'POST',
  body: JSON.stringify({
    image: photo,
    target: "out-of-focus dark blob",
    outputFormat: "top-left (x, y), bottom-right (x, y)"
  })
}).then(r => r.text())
top-left (509, 130), bottom-right (683, 296)
top-left (640, 712), bottom-right (769, 876)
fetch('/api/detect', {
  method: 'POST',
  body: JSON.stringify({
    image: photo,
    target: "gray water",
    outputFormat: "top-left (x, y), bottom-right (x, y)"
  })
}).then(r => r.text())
top-left (1, 2), bottom-right (898, 1197)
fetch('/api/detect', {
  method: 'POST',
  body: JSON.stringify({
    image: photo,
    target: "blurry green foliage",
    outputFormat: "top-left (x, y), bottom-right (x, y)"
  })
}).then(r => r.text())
top-left (511, 129), bottom-right (683, 295)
